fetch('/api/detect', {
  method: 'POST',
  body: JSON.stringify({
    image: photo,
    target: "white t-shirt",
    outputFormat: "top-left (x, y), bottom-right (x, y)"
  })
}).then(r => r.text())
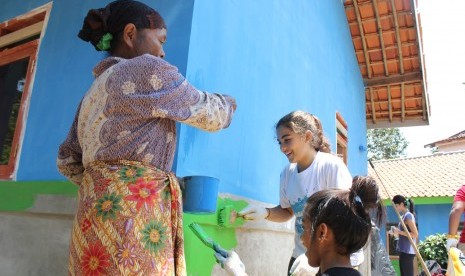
top-left (279, 151), bottom-right (364, 265)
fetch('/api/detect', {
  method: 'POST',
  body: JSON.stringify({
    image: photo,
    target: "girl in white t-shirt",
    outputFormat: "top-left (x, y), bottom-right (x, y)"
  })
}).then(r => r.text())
top-left (239, 110), bottom-right (361, 274)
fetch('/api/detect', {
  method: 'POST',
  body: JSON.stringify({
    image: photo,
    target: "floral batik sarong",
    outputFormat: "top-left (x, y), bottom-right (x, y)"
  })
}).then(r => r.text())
top-left (68, 160), bottom-right (186, 276)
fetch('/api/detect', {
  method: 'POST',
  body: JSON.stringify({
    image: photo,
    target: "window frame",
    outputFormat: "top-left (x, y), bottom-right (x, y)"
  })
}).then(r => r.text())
top-left (0, 3), bottom-right (51, 179)
top-left (0, 40), bottom-right (38, 179)
top-left (336, 112), bottom-right (348, 165)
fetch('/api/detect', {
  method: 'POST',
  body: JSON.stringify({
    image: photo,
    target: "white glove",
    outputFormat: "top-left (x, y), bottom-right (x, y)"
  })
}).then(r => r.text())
top-left (238, 205), bottom-right (269, 221)
top-left (214, 250), bottom-right (247, 276)
top-left (289, 254), bottom-right (319, 276)
top-left (447, 237), bottom-right (459, 251)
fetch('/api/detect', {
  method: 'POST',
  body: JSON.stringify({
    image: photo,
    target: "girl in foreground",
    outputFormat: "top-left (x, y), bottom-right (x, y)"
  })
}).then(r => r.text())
top-left (216, 176), bottom-right (384, 276)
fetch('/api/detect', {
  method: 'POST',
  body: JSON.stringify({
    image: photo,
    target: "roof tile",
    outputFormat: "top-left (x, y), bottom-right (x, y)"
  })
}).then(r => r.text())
top-left (368, 150), bottom-right (465, 199)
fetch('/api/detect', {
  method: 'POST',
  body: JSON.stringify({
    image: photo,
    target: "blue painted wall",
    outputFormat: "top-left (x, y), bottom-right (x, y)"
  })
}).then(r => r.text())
top-left (175, 0), bottom-right (366, 203)
top-left (0, 0), bottom-right (194, 180)
top-left (381, 204), bottom-right (452, 245)
top-left (4, 0), bottom-right (367, 204)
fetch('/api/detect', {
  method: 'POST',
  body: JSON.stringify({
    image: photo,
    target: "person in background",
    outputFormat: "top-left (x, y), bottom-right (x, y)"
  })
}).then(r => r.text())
top-left (390, 195), bottom-right (418, 276)
top-left (57, 0), bottom-right (236, 275)
top-left (215, 176), bottom-right (384, 276)
top-left (447, 184), bottom-right (465, 254)
top-left (238, 110), bottom-right (364, 274)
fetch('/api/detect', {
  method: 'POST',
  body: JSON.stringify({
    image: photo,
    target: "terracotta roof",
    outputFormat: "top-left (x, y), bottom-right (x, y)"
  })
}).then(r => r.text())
top-left (424, 130), bottom-right (465, 148)
top-left (368, 151), bottom-right (465, 199)
top-left (344, 0), bottom-right (430, 128)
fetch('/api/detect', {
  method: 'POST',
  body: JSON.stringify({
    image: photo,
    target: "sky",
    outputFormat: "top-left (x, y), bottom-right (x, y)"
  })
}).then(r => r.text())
top-left (400, 0), bottom-right (465, 157)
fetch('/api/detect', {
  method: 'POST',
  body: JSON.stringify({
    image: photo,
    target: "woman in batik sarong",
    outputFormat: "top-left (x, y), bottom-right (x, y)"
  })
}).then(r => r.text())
top-left (57, 1), bottom-right (236, 275)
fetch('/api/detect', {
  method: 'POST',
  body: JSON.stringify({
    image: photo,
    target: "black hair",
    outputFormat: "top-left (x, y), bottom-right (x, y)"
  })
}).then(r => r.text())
top-left (392, 195), bottom-right (415, 216)
top-left (78, 0), bottom-right (166, 52)
top-left (276, 111), bottom-right (331, 153)
top-left (303, 176), bottom-right (385, 255)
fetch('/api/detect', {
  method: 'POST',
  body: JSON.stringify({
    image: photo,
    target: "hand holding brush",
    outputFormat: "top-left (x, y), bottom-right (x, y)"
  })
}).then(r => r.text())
top-left (188, 223), bottom-right (247, 275)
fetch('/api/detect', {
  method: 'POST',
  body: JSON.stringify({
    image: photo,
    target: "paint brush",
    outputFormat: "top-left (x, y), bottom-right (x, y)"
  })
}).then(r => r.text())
top-left (217, 205), bottom-right (244, 228)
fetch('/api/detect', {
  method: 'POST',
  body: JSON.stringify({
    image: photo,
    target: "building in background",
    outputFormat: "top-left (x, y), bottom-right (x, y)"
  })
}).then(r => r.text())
top-left (425, 130), bottom-right (465, 153)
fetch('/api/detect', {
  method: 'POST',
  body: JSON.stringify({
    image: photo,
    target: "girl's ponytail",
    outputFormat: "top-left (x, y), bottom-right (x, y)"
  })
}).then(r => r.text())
top-left (406, 198), bottom-right (415, 216)
top-left (312, 115), bottom-right (331, 153)
top-left (349, 176), bottom-right (384, 225)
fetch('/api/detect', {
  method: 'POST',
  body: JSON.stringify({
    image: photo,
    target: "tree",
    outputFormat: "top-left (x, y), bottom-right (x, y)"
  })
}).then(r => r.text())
top-left (367, 128), bottom-right (409, 161)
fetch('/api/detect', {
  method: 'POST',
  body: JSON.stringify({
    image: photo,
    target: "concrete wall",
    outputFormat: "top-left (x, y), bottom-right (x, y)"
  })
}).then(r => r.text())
top-left (0, 193), bottom-right (76, 276)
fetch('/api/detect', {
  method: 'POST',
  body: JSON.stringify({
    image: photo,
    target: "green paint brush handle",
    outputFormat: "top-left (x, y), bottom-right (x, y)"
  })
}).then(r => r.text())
top-left (189, 222), bottom-right (229, 257)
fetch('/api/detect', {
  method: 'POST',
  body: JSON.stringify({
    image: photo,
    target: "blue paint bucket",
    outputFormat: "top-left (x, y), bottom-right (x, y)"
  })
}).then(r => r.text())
top-left (181, 176), bottom-right (219, 213)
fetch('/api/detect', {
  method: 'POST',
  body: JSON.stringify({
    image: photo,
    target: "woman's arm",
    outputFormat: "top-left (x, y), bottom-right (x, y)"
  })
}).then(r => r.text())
top-left (449, 201), bottom-right (465, 236)
top-left (113, 55), bottom-right (236, 132)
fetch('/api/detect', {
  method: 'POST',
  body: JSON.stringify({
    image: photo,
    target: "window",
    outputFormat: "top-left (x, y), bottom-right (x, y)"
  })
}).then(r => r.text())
top-left (336, 112), bottom-right (348, 165)
top-left (0, 3), bottom-right (51, 179)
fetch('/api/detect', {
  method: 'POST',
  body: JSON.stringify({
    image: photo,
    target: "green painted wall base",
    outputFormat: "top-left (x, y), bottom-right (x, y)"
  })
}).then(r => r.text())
top-left (0, 180), bottom-right (77, 211)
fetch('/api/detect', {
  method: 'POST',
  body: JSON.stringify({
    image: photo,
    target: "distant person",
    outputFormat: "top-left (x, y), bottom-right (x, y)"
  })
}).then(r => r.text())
top-left (215, 176), bottom-right (385, 276)
top-left (389, 195), bottom-right (418, 276)
top-left (447, 184), bottom-right (465, 254)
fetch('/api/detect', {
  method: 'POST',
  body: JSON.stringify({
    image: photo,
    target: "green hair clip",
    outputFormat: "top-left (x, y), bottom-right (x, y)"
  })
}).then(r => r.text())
top-left (96, 33), bottom-right (113, 51)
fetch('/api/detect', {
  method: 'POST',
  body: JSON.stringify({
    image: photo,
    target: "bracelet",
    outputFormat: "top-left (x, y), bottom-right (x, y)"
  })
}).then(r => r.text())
top-left (447, 234), bottom-right (459, 239)
top-left (265, 208), bottom-right (270, 219)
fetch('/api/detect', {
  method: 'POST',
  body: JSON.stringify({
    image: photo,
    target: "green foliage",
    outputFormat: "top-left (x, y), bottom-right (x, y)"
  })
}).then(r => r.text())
top-left (418, 233), bottom-right (448, 268)
top-left (1, 94), bottom-right (21, 164)
top-left (367, 128), bottom-right (409, 160)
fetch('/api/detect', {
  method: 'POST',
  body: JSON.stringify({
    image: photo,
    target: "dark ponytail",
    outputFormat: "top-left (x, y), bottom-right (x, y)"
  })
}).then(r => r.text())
top-left (349, 176), bottom-right (385, 225)
top-left (407, 198), bottom-right (415, 215)
top-left (303, 176), bottom-right (384, 255)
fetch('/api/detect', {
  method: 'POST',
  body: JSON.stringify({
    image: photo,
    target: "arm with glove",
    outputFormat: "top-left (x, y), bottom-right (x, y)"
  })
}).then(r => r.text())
top-left (239, 205), bottom-right (293, 222)
top-left (448, 201), bottom-right (465, 251)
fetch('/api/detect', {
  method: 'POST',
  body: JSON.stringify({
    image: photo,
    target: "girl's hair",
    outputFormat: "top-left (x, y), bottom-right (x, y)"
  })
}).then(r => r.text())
top-left (303, 176), bottom-right (385, 255)
top-left (276, 111), bottom-right (331, 153)
top-left (392, 195), bottom-right (415, 216)
top-left (78, 0), bottom-right (166, 52)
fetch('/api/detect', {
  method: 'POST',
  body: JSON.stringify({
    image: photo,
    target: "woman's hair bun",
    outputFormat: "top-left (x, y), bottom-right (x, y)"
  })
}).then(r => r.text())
top-left (78, 8), bottom-right (111, 50)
